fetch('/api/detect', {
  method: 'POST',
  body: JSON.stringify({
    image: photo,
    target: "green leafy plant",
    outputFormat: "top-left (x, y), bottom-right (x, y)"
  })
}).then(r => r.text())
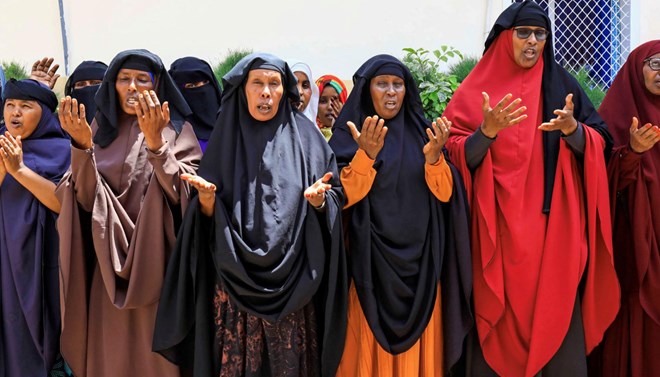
top-left (448, 56), bottom-right (480, 83)
top-left (213, 49), bottom-right (253, 88)
top-left (2, 61), bottom-right (29, 81)
top-left (569, 67), bottom-right (607, 109)
top-left (402, 46), bottom-right (463, 120)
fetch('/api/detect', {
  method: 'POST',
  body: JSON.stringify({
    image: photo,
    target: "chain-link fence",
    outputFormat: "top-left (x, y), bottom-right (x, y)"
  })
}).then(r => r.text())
top-left (513, 0), bottom-right (631, 88)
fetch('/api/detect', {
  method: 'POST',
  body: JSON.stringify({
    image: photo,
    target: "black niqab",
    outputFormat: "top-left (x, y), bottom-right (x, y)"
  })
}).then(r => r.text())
top-left (65, 61), bottom-right (107, 125)
top-left (169, 57), bottom-right (222, 141)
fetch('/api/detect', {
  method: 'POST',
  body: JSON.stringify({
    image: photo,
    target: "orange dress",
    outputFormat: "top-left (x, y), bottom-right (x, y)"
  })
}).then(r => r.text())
top-left (336, 149), bottom-right (452, 377)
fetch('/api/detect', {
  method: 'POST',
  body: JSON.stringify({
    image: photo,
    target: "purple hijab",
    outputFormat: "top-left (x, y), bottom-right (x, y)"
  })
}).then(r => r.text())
top-left (0, 79), bottom-right (70, 375)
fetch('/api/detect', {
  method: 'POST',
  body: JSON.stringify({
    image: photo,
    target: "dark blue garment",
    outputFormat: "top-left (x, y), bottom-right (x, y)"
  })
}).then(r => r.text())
top-left (169, 57), bottom-right (222, 142)
top-left (65, 60), bottom-right (108, 125)
top-left (0, 80), bottom-right (70, 376)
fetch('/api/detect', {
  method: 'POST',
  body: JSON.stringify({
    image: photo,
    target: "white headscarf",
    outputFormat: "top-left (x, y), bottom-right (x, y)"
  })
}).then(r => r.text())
top-left (290, 61), bottom-right (319, 124)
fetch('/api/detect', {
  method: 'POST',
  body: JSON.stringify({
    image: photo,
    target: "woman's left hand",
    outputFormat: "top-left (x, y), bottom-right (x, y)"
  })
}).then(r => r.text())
top-left (304, 172), bottom-right (333, 209)
top-left (135, 90), bottom-right (170, 152)
top-left (0, 132), bottom-right (25, 176)
top-left (423, 116), bottom-right (451, 165)
top-left (538, 93), bottom-right (578, 135)
top-left (29, 57), bottom-right (60, 89)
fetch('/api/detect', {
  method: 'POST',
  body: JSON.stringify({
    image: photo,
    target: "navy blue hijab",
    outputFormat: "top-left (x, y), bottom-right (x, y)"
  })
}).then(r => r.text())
top-left (65, 60), bottom-right (107, 125)
top-left (169, 57), bottom-right (222, 142)
top-left (93, 49), bottom-right (192, 148)
top-left (154, 53), bottom-right (348, 376)
top-left (0, 79), bottom-right (70, 375)
top-left (329, 55), bottom-right (472, 369)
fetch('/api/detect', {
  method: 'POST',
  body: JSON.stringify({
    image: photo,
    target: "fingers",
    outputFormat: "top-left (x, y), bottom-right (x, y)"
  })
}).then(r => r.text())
top-left (80, 103), bottom-right (86, 123)
top-left (321, 172), bottom-right (333, 183)
top-left (162, 102), bottom-right (171, 125)
top-left (346, 121), bottom-right (360, 141)
top-left (565, 93), bottom-right (574, 111)
top-left (493, 93), bottom-right (513, 112)
top-left (508, 105), bottom-right (527, 120)
top-left (71, 98), bottom-right (79, 119)
top-left (140, 91), bottom-right (155, 118)
top-left (181, 173), bottom-right (217, 192)
top-left (630, 117), bottom-right (639, 133)
top-left (481, 92), bottom-right (491, 112)
top-left (509, 114), bottom-right (528, 125)
top-left (501, 98), bottom-right (522, 114)
top-left (373, 117), bottom-right (386, 142)
top-left (362, 115), bottom-right (376, 140)
top-left (48, 63), bottom-right (60, 77)
top-left (148, 91), bottom-right (163, 119)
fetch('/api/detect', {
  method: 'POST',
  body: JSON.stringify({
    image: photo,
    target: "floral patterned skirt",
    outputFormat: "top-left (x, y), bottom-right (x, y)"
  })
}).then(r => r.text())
top-left (213, 282), bottom-right (320, 377)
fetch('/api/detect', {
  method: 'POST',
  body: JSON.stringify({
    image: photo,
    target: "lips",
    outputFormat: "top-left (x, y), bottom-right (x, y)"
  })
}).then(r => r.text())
top-left (257, 103), bottom-right (272, 113)
top-left (384, 100), bottom-right (398, 109)
top-left (10, 119), bottom-right (22, 128)
top-left (126, 97), bottom-right (139, 106)
top-left (524, 48), bottom-right (537, 58)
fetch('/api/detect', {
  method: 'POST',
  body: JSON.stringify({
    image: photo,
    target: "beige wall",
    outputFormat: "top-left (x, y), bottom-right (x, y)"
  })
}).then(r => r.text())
top-left (637, 0), bottom-right (660, 50)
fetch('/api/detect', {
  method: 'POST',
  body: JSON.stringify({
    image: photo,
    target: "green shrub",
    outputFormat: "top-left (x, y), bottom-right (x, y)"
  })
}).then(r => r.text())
top-left (448, 56), bottom-right (480, 83)
top-left (570, 67), bottom-right (607, 109)
top-left (402, 46), bottom-right (463, 120)
top-left (213, 49), bottom-right (253, 88)
top-left (2, 61), bottom-right (29, 81)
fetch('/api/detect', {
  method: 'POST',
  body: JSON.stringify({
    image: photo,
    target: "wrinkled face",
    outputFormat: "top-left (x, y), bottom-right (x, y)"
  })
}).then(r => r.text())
top-left (370, 75), bottom-right (405, 120)
top-left (73, 79), bottom-right (103, 89)
top-left (643, 53), bottom-right (660, 96)
top-left (183, 80), bottom-right (209, 89)
top-left (115, 68), bottom-right (155, 115)
top-left (3, 99), bottom-right (43, 139)
top-left (244, 69), bottom-right (284, 122)
top-left (294, 71), bottom-right (312, 112)
top-left (512, 26), bottom-right (548, 69)
top-left (317, 85), bottom-right (340, 128)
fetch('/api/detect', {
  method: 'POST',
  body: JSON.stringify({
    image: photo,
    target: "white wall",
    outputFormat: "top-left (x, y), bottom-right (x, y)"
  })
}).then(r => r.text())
top-left (2, 0), bottom-right (657, 82)
top-left (7, 0), bottom-right (493, 80)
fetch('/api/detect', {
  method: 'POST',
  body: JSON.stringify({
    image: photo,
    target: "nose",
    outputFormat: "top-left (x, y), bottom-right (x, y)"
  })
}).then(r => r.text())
top-left (260, 86), bottom-right (271, 98)
top-left (128, 78), bottom-right (138, 92)
top-left (386, 84), bottom-right (396, 95)
top-left (527, 33), bottom-right (538, 43)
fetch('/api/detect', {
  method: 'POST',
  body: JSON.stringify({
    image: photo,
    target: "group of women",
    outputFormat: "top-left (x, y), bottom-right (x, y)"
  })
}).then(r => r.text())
top-left (0, 1), bottom-right (658, 376)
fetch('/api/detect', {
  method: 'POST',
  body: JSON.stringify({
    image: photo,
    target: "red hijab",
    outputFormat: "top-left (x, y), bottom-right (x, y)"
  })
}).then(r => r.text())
top-left (445, 27), bottom-right (618, 377)
top-left (604, 40), bottom-right (660, 325)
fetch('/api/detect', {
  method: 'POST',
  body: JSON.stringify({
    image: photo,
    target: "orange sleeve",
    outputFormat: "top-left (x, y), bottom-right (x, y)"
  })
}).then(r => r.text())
top-left (340, 149), bottom-right (377, 209)
top-left (425, 154), bottom-right (453, 202)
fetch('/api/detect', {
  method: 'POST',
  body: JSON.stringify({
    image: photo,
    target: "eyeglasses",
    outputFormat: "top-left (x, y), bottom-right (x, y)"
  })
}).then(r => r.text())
top-left (644, 58), bottom-right (660, 71)
top-left (513, 28), bottom-right (550, 41)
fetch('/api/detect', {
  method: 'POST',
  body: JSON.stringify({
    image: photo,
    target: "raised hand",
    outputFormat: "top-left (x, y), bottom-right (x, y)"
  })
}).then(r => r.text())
top-left (480, 92), bottom-right (527, 138)
top-left (29, 57), bottom-right (60, 89)
top-left (330, 98), bottom-right (343, 119)
top-left (346, 115), bottom-right (388, 159)
top-left (304, 172), bottom-right (333, 209)
top-left (59, 96), bottom-right (93, 150)
top-left (629, 117), bottom-right (660, 154)
top-left (423, 116), bottom-right (451, 165)
top-left (538, 93), bottom-right (578, 135)
top-left (181, 173), bottom-right (217, 217)
top-left (0, 132), bottom-right (24, 175)
top-left (135, 90), bottom-right (170, 152)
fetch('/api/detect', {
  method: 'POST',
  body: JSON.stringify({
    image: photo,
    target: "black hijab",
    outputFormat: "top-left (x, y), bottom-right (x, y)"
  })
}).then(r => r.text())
top-left (486, 0), bottom-right (612, 211)
top-left (169, 57), bottom-right (222, 141)
top-left (154, 53), bottom-right (347, 376)
top-left (65, 61), bottom-right (107, 125)
top-left (93, 49), bottom-right (191, 148)
top-left (328, 55), bottom-right (472, 370)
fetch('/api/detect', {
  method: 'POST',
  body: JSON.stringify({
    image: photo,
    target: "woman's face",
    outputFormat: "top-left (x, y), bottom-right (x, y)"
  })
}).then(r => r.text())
top-left (317, 86), bottom-right (340, 128)
top-left (3, 99), bottom-right (42, 139)
top-left (370, 75), bottom-right (405, 120)
top-left (115, 68), bottom-right (155, 115)
top-left (294, 71), bottom-right (312, 112)
top-left (643, 53), bottom-right (660, 96)
top-left (511, 26), bottom-right (548, 69)
top-left (245, 69), bottom-right (284, 122)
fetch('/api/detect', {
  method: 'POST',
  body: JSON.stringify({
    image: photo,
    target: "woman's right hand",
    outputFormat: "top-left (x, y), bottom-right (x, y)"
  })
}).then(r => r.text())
top-left (629, 116), bottom-right (660, 153)
top-left (59, 96), bottom-right (93, 150)
top-left (346, 115), bottom-right (388, 160)
top-left (480, 92), bottom-right (527, 138)
top-left (181, 173), bottom-right (217, 217)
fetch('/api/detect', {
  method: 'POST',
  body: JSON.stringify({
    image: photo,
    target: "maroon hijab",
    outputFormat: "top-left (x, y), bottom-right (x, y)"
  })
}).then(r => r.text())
top-left (603, 40), bottom-right (660, 325)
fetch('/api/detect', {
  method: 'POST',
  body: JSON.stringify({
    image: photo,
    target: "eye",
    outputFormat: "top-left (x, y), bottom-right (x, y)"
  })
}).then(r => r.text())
top-left (394, 82), bottom-right (405, 90)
